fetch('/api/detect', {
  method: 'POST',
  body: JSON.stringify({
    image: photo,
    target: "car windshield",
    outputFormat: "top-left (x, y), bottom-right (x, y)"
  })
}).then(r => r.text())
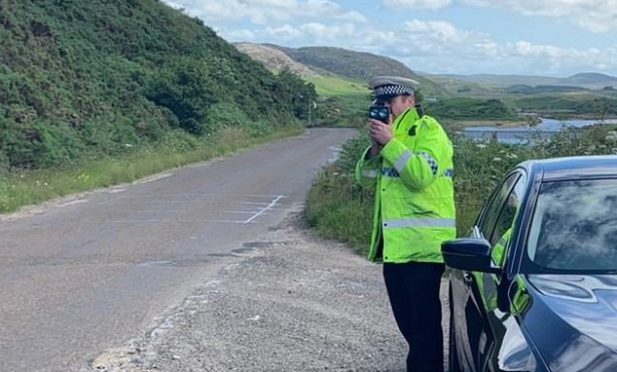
top-left (527, 178), bottom-right (617, 272)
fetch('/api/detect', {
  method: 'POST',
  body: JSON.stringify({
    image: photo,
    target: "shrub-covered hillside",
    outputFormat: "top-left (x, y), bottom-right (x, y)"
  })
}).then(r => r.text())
top-left (0, 0), bottom-right (315, 170)
top-left (427, 97), bottom-right (517, 120)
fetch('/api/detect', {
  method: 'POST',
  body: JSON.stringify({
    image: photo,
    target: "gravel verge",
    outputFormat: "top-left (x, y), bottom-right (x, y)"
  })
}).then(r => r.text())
top-left (90, 214), bottom-right (449, 372)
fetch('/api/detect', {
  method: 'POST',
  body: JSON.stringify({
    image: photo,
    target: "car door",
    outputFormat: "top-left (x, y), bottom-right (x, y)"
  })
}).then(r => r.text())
top-left (478, 173), bottom-right (527, 371)
top-left (451, 171), bottom-right (522, 371)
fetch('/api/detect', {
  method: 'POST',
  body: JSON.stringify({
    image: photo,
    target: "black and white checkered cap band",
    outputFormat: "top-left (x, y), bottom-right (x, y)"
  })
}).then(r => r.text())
top-left (373, 84), bottom-right (415, 99)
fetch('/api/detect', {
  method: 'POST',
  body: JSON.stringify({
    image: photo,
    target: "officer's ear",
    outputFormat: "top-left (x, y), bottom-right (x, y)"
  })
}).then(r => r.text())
top-left (404, 94), bottom-right (416, 106)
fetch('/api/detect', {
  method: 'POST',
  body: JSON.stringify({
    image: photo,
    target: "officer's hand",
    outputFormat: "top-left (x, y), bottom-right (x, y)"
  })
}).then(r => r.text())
top-left (368, 118), bottom-right (393, 146)
top-left (369, 138), bottom-right (382, 157)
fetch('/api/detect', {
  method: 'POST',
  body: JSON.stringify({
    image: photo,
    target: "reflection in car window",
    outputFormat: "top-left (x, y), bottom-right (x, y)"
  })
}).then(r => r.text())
top-left (490, 175), bottom-right (526, 266)
top-left (528, 179), bottom-right (617, 271)
top-left (479, 173), bottom-right (519, 240)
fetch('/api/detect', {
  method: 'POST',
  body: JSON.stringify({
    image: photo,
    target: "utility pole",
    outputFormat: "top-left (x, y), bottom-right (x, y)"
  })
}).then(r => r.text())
top-left (298, 93), bottom-right (316, 127)
top-left (308, 99), bottom-right (311, 127)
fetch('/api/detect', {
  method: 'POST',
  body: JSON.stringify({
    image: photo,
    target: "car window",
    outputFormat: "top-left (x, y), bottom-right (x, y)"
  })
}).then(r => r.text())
top-left (527, 178), bottom-right (617, 272)
top-left (489, 174), bottom-right (526, 267)
top-left (478, 173), bottom-right (520, 240)
top-left (490, 175), bottom-right (526, 245)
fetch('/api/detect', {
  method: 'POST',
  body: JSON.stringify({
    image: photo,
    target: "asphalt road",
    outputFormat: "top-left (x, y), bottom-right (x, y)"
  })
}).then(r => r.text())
top-left (0, 128), bottom-right (357, 371)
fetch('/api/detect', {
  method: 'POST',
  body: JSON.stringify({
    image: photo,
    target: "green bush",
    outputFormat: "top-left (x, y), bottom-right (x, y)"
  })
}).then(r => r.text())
top-left (515, 96), bottom-right (617, 117)
top-left (33, 121), bottom-right (85, 168)
top-left (427, 97), bottom-right (517, 120)
top-left (0, 0), bottom-right (315, 170)
top-left (306, 124), bottom-right (617, 253)
top-left (305, 168), bottom-right (373, 255)
top-left (205, 101), bottom-right (273, 136)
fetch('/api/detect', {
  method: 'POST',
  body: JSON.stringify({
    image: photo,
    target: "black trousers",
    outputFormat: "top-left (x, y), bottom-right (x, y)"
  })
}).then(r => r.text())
top-left (383, 261), bottom-right (445, 372)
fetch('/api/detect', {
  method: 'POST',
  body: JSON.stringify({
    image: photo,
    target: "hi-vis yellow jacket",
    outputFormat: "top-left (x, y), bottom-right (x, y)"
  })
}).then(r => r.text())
top-left (355, 108), bottom-right (456, 263)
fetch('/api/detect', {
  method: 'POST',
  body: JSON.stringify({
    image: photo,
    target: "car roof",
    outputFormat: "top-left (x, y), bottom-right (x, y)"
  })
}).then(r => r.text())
top-left (518, 155), bottom-right (617, 182)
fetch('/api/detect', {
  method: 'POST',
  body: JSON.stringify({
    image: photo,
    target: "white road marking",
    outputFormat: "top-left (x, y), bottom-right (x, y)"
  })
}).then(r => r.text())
top-left (222, 210), bottom-right (263, 214)
top-left (100, 219), bottom-right (256, 224)
top-left (96, 193), bottom-right (285, 225)
top-left (131, 193), bottom-right (286, 198)
top-left (243, 195), bottom-right (284, 224)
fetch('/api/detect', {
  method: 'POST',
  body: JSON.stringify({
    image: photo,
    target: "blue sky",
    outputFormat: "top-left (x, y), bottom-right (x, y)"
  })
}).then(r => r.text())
top-left (163, 0), bottom-right (617, 77)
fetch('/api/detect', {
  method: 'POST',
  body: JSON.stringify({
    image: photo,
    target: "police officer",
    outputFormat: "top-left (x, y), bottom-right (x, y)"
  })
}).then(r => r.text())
top-left (355, 76), bottom-right (456, 372)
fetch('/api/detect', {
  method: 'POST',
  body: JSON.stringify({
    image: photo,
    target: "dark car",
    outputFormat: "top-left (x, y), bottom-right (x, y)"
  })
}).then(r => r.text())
top-left (443, 155), bottom-right (617, 372)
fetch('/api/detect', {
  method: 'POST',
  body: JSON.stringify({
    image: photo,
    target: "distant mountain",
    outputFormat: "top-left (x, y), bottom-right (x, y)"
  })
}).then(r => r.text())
top-left (238, 43), bottom-right (446, 97)
top-left (234, 43), bottom-right (318, 77)
top-left (427, 72), bottom-right (617, 90)
top-left (505, 85), bottom-right (588, 94)
top-left (268, 45), bottom-right (416, 80)
top-left (562, 73), bottom-right (617, 88)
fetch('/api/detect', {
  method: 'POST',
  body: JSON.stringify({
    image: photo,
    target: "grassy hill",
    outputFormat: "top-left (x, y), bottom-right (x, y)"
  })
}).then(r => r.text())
top-left (236, 42), bottom-right (457, 125)
top-left (304, 76), bottom-right (367, 96)
top-left (0, 0), bottom-right (314, 171)
top-left (303, 75), bottom-right (371, 126)
top-left (234, 42), bottom-right (318, 76)
top-left (263, 44), bottom-right (447, 97)
top-left (272, 45), bottom-right (415, 79)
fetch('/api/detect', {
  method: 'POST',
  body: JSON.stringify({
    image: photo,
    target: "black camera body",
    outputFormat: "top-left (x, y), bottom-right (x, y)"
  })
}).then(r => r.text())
top-left (368, 104), bottom-right (391, 124)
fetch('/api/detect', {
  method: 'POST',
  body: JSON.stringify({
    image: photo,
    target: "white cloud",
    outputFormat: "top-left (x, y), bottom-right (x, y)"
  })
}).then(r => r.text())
top-left (165, 0), bottom-right (367, 25)
top-left (303, 0), bottom-right (339, 14)
top-left (462, 0), bottom-right (617, 33)
top-left (514, 41), bottom-right (574, 59)
top-left (164, 0), bottom-right (617, 75)
top-left (290, 17), bottom-right (617, 75)
top-left (265, 24), bottom-right (302, 39)
top-left (509, 40), bottom-right (617, 74)
top-left (381, 0), bottom-right (617, 32)
top-left (300, 22), bottom-right (356, 41)
top-left (164, 0), bottom-right (185, 10)
top-left (382, 0), bottom-right (452, 10)
top-left (405, 20), bottom-right (469, 43)
top-left (251, 0), bottom-right (298, 6)
top-left (225, 29), bottom-right (257, 41)
top-left (336, 10), bottom-right (367, 23)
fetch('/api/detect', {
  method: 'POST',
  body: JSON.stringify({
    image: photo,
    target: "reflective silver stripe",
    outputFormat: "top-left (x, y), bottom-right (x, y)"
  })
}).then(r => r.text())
top-left (383, 218), bottom-right (456, 229)
top-left (394, 151), bottom-right (413, 173)
top-left (443, 169), bottom-right (454, 178)
top-left (362, 170), bottom-right (377, 178)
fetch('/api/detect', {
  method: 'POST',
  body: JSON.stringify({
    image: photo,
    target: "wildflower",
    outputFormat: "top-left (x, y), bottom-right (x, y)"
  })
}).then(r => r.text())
top-left (605, 131), bottom-right (617, 141)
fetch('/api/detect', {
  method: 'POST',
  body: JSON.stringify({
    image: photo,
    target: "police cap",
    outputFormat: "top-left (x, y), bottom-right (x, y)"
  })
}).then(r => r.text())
top-left (369, 76), bottom-right (419, 101)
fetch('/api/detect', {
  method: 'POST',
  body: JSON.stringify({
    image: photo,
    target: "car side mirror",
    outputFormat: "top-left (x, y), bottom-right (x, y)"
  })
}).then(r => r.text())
top-left (441, 238), bottom-right (500, 274)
